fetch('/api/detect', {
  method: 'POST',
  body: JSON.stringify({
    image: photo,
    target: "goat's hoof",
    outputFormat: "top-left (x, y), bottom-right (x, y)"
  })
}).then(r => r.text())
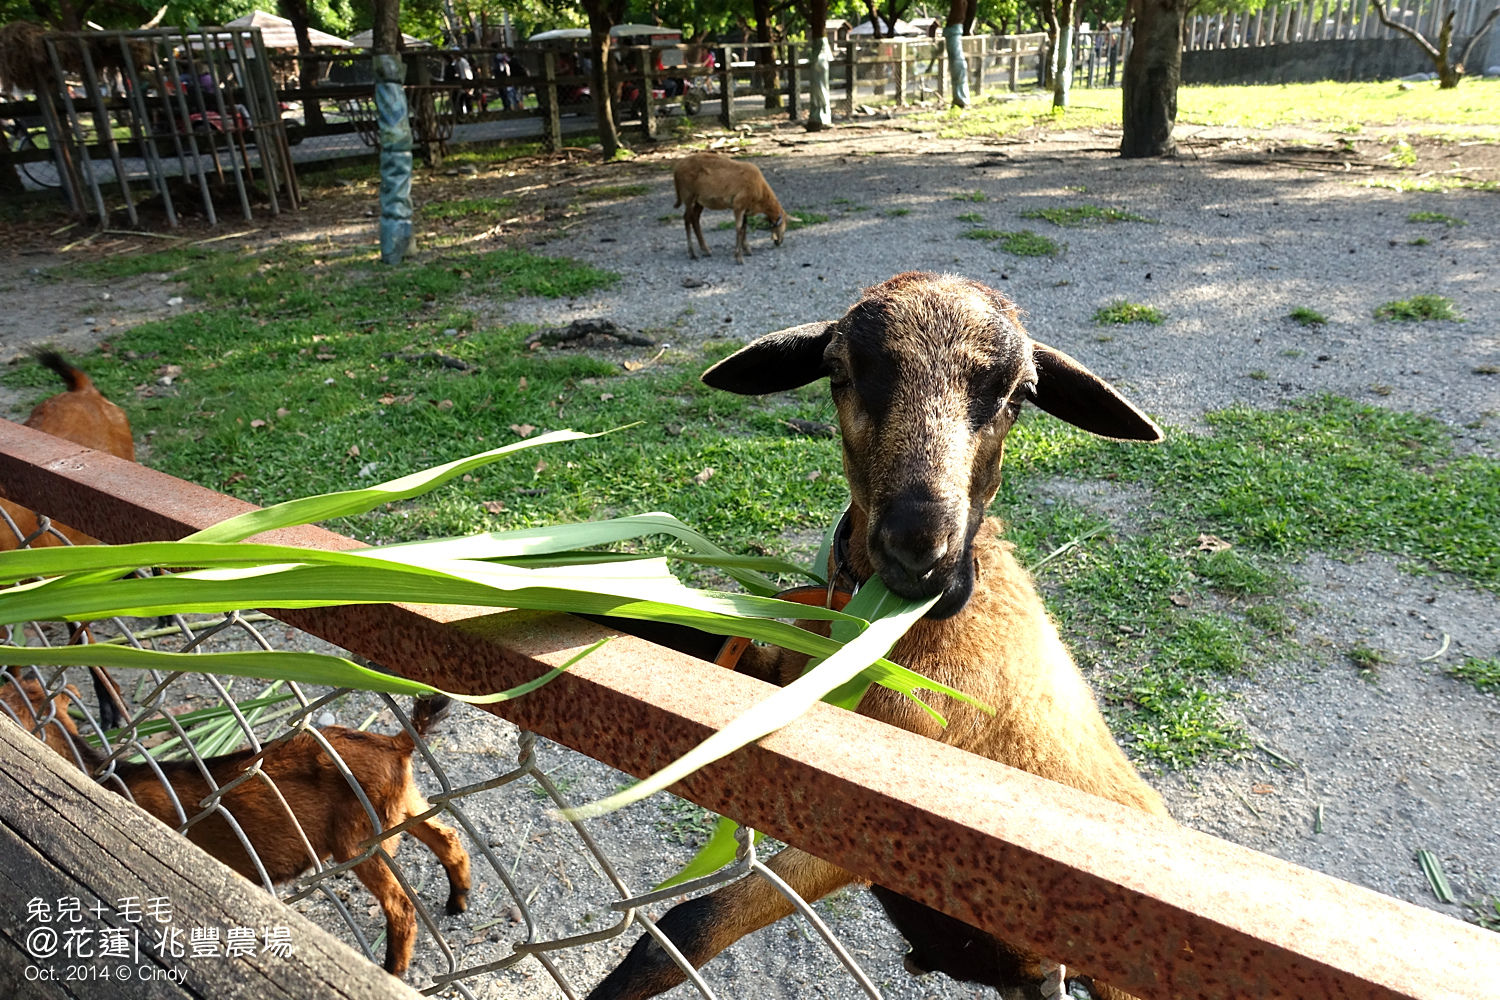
top-left (446, 890), bottom-right (469, 915)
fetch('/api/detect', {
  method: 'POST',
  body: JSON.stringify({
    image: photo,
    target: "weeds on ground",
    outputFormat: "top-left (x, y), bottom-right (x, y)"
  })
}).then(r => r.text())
top-left (1023, 204), bottom-right (1152, 227)
top-left (1407, 211), bottom-right (1465, 226)
top-left (1448, 657), bottom-right (1500, 694)
top-left (1288, 307), bottom-right (1328, 326)
top-left (1374, 294), bottom-right (1462, 322)
top-left (958, 229), bottom-right (1062, 256)
top-left (1094, 301), bottom-right (1165, 325)
top-left (422, 196), bottom-right (519, 220)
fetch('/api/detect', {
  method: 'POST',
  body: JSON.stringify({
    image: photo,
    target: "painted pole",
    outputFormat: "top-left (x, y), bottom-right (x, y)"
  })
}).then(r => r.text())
top-left (374, 53), bottom-right (414, 265)
top-left (944, 23), bottom-right (970, 107)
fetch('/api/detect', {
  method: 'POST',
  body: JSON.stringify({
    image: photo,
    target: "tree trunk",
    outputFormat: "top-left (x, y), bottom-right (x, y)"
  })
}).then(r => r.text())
top-left (1120, 0), bottom-right (1184, 157)
top-left (753, 0), bottom-right (781, 109)
top-left (800, 0), bottom-right (831, 130)
top-left (582, 0), bottom-right (626, 158)
top-left (946, 0), bottom-right (970, 107)
top-left (1053, 0), bottom-right (1076, 107)
top-left (278, 0), bottom-right (325, 127)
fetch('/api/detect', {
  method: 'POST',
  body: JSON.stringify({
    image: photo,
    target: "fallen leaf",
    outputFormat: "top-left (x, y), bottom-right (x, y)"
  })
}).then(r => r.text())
top-left (1251, 783), bottom-right (1276, 795)
top-left (155, 364), bottom-right (183, 377)
top-left (806, 470), bottom-right (821, 482)
top-left (379, 394), bottom-right (397, 405)
top-left (510, 423), bottom-right (536, 438)
top-left (348, 444), bottom-right (361, 458)
top-left (482, 500), bottom-right (506, 514)
top-left (518, 377), bottom-right (528, 391)
top-left (436, 399), bottom-right (454, 411)
top-left (1169, 593), bottom-right (1191, 607)
top-left (534, 459), bottom-right (548, 474)
top-left (622, 360), bottom-right (644, 371)
top-left (223, 472), bottom-right (246, 486)
top-left (600, 393), bottom-right (614, 401)
top-left (316, 352), bottom-right (336, 361)
top-left (249, 418), bottom-right (267, 429)
top-left (692, 467), bottom-right (715, 486)
top-left (1197, 533), bottom-right (1233, 553)
top-left (275, 407), bottom-right (290, 418)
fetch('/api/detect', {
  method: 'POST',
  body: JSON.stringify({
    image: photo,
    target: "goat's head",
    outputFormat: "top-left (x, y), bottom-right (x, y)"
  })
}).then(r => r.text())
top-left (769, 212), bottom-right (786, 248)
top-left (703, 272), bottom-right (1161, 619)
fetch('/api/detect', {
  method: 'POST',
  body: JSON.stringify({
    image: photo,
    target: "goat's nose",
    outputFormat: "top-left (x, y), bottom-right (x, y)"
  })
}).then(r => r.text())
top-left (877, 512), bottom-right (951, 581)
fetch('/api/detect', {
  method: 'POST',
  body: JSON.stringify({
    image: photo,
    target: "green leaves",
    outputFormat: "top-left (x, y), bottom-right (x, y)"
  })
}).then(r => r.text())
top-left (2, 436), bottom-right (971, 823)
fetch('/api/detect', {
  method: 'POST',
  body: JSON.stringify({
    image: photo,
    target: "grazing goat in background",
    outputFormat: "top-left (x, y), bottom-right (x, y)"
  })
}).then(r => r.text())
top-left (0, 673), bottom-right (471, 977)
top-left (672, 152), bottom-right (786, 264)
top-left (589, 272), bottom-right (1172, 1000)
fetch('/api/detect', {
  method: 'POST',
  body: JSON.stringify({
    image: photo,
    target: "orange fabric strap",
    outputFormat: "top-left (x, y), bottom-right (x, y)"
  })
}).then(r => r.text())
top-left (713, 585), bottom-right (855, 669)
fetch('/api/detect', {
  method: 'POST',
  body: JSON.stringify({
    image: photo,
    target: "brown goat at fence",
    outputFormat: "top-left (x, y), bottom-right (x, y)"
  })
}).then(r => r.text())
top-left (672, 152), bottom-right (786, 264)
top-left (0, 674), bottom-right (471, 977)
top-left (589, 272), bottom-right (1173, 1000)
top-left (2, 349), bottom-right (136, 729)
top-left (1, 349), bottom-right (134, 550)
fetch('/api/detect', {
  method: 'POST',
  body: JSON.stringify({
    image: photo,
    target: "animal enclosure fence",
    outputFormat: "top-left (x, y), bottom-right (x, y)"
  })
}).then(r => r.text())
top-left (0, 26), bottom-right (299, 225)
top-left (1, 417), bottom-right (1497, 1000)
top-left (1183, 0), bottom-right (1496, 49)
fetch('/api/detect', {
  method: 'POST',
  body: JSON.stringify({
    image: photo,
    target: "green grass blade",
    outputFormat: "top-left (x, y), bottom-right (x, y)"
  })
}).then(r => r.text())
top-left (0, 640), bottom-right (600, 705)
top-left (378, 512), bottom-right (812, 594)
top-left (185, 429), bottom-right (605, 544)
top-left (558, 589), bottom-right (938, 821)
top-left (656, 815), bottom-right (762, 890)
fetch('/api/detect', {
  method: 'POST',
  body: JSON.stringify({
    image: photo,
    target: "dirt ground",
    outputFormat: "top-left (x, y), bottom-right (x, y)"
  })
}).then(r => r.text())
top-left (1, 111), bottom-right (1498, 999)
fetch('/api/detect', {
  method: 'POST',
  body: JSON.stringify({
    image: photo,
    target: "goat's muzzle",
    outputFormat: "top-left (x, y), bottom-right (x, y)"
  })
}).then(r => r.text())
top-left (868, 500), bottom-right (973, 619)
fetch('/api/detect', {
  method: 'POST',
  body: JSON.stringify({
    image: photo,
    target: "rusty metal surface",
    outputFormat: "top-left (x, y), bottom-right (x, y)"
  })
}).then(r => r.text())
top-left (3, 418), bottom-right (1498, 1000)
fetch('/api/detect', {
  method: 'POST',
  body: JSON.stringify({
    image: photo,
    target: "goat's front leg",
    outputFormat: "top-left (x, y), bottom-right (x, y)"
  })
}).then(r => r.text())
top-left (587, 846), bottom-right (858, 1000)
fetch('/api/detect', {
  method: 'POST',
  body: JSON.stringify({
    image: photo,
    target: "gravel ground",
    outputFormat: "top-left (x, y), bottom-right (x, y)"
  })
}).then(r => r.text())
top-left (2, 111), bottom-right (1498, 999)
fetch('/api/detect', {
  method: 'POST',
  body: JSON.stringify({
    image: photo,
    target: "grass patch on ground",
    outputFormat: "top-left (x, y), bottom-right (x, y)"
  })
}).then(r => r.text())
top-left (1448, 657), bottom-right (1500, 694)
top-left (11, 241), bottom-right (1498, 770)
top-left (421, 196), bottom-right (519, 220)
top-left (1288, 306), bottom-right (1328, 326)
top-left (996, 396), bottom-right (1500, 765)
top-left (1374, 294), bottom-right (1462, 322)
top-left (960, 228), bottom-right (1063, 256)
top-left (903, 79), bottom-right (1500, 142)
top-left (1023, 204), bottom-right (1152, 227)
top-left (1176, 78), bottom-right (1500, 132)
top-left (1094, 301), bottom-right (1165, 325)
top-left (1408, 211), bottom-right (1465, 226)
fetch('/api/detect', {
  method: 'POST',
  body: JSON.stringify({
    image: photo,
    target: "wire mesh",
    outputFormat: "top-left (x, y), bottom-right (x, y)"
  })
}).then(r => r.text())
top-left (0, 506), bottom-right (917, 1000)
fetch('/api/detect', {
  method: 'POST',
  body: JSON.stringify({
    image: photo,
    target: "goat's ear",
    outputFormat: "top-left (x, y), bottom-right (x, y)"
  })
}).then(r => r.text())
top-left (701, 322), bottom-right (835, 395)
top-left (1031, 342), bottom-right (1163, 442)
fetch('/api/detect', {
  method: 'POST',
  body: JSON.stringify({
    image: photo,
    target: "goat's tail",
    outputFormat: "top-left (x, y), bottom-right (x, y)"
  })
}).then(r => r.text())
top-left (33, 349), bottom-right (95, 394)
